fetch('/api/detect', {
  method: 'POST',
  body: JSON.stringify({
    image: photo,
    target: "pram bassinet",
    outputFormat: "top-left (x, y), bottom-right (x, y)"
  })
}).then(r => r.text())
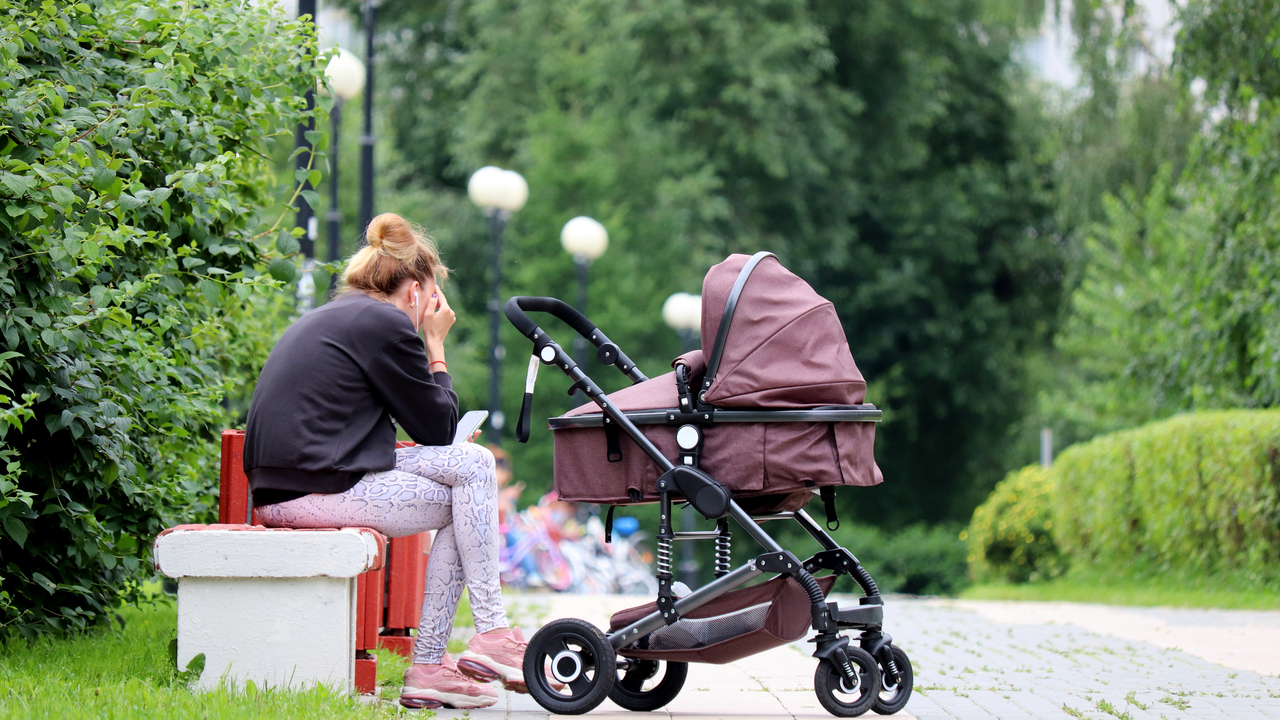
top-left (548, 253), bottom-right (883, 506)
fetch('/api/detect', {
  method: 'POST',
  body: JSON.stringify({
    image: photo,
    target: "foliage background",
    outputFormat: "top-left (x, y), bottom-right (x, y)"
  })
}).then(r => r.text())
top-left (968, 411), bottom-right (1280, 584)
top-left (0, 0), bottom-right (318, 637)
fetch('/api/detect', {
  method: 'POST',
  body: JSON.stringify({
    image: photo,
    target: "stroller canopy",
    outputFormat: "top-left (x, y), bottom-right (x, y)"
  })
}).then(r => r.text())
top-left (552, 252), bottom-right (882, 503)
top-left (699, 254), bottom-right (866, 408)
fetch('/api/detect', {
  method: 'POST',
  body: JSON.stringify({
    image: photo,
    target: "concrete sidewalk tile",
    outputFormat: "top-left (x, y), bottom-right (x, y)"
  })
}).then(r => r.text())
top-left (668, 716), bottom-right (789, 720)
top-left (922, 693), bottom-right (998, 718)
top-left (508, 692), bottom-right (548, 712)
top-left (904, 693), bottom-right (961, 719)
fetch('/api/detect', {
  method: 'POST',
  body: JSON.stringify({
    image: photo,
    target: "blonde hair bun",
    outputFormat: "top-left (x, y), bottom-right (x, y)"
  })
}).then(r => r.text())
top-left (339, 213), bottom-right (448, 297)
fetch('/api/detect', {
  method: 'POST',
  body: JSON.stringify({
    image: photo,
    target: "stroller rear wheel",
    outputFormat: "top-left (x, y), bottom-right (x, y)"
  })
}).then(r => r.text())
top-left (609, 658), bottom-right (688, 711)
top-left (523, 618), bottom-right (616, 715)
top-left (814, 646), bottom-right (880, 717)
top-left (871, 646), bottom-right (913, 715)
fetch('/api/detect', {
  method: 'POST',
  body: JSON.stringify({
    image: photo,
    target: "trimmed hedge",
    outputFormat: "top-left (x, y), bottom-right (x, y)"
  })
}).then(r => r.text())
top-left (1053, 410), bottom-right (1280, 574)
top-left (967, 410), bottom-right (1280, 582)
top-left (965, 465), bottom-right (1065, 582)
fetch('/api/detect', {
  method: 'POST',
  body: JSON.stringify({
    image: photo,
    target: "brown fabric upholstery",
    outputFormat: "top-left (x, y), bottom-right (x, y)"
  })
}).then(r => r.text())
top-left (549, 254), bottom-right (882, 505)
top-left (608, 575), bottom-right (837, 665)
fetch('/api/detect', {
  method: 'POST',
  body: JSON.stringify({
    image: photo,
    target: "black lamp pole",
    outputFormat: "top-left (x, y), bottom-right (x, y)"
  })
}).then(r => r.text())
top-left (292, 0), bottom-right (320, 313)
top-left (487, 210), bottom-right (508, 444)
top-left (358, 0), bottom-right (377, 235)
top-left (326, 98), bottom-right (344, 268)
top-left (295, 0), bottom-right (317, 257)
top-left (572, 257), bottom-right (590, 369)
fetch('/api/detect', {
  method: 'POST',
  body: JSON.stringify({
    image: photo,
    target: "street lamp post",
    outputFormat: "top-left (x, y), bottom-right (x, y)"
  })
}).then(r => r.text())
top-left (560, 216), bottom-right (609, 369)
top-left (295, 0), bottom-right (318, 312)
top-left (663, 291), bottom-right (703, 588)
top-left (468, 166), bottom-right (529, 446)
top-left (358, 0), bottom-right (379, 235)
top-left (323, 49), bottom-right (366, 282)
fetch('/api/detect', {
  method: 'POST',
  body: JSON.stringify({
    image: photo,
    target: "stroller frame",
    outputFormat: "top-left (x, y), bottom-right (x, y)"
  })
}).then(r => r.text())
top-left (504, 253), bottom-right (911, 717)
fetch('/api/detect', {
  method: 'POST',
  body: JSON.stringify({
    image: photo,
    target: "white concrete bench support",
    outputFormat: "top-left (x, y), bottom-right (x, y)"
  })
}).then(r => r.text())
top-left (154, 525), bottom-right (384, 693)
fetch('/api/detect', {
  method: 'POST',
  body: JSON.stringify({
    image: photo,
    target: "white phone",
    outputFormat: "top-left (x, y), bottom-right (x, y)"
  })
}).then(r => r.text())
top-left (452, 410), bottom-right (489, 445)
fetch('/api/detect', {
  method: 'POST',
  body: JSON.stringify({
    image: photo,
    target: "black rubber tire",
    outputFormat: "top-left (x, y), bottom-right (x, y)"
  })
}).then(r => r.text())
top-left (609, 659), bottom-right (688, 711)
top-left (523, 618), bottom-right (617, 715)
top-left (871, 646), bottom-right (913, 715)
top-left (814, 646), bottom-right (880, 718)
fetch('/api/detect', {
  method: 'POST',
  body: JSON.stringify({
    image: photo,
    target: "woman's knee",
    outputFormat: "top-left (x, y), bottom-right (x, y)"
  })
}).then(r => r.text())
top-left (458, 442), bottom-right (495, 470)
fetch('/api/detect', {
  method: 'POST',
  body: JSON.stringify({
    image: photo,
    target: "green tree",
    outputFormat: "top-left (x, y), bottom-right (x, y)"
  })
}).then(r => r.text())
top-left (358, 0), bottom-right (1064, 525)
top-left (0, 0), bottom-right (320, 638)
top-left (1039, 0), bottom-right (1280, 441)
top-left (1006, 0), bottom-right (1202, 453)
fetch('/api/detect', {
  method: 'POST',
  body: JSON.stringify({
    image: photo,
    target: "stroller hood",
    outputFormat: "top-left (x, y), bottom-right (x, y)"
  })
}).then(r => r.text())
top-left (700, 254), bottom-right (866, 408)
top-left (550, 253), bottom-right (882, 505)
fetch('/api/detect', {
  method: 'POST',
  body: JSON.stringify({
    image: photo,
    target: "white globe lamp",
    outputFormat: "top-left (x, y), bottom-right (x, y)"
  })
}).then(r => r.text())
top-left (663, 292), bottom-right (702, 332)
top-left (324, 48), bottom-right (366, 102)
top-left (560, 216), bottom-right (609, 261)
top-left (468, 167), bottom-right (528, 213)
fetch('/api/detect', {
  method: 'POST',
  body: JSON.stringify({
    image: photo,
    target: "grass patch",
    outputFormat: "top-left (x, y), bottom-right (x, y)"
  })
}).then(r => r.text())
top-left (962, 564), bottom-right (1280, 610)
top-left (0, 599), bottom-right (408, 719)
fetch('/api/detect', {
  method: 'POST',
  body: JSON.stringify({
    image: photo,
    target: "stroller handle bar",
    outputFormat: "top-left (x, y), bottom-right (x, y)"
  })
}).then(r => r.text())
top-left (504, 296), bottom-right (648, 384)
top-left (504, 297), bottom-right (673, 469)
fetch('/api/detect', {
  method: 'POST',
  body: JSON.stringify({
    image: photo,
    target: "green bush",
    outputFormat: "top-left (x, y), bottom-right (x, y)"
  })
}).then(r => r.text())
top-left (965, 465), bottom-right (1065, 583)
top-left (0, 0), bottom-right (322, 638)
top-left (815, 522), bottom-right (969, 596)
top-left (966, 410), bottom-right (1280, 584)
top-left (1051, 410), bottom-right (1280, 576)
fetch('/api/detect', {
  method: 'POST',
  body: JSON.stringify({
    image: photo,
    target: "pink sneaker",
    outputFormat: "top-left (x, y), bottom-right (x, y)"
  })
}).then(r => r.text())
top-left (400, 655), bottom-right (500, 710)
top-left (458, 626), bottom-right (531, 693)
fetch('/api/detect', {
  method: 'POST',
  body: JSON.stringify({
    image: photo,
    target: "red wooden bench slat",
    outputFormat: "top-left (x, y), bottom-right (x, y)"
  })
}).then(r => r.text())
top-left (386, 531), bottom-right (429, 629)
top-left (218, 430), bottom-right (251, 525)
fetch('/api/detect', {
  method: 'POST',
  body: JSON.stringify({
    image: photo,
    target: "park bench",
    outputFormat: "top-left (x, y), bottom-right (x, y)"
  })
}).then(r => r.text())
top-left (153, 430), bottom-right (432, 694)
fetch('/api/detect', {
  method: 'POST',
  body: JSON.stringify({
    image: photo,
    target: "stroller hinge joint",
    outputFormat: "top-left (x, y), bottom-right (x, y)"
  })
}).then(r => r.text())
top-left (753, 550), bottom-right (803, 574)
top-left (656, 576), bottom-right (681, 625)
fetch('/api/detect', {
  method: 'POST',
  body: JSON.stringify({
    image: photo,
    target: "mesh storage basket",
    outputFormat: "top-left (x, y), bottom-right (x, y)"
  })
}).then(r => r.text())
top-left (608, 574), bottom-right (836, 665)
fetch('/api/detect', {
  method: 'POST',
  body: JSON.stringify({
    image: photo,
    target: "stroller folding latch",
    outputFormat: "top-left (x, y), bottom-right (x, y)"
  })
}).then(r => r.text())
top-left (506, 252), bottom-right (913, 718)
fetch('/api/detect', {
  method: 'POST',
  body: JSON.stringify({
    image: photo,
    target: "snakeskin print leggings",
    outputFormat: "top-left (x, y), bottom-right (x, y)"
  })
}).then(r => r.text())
top-left (256, 443), bottom-right (508, 664)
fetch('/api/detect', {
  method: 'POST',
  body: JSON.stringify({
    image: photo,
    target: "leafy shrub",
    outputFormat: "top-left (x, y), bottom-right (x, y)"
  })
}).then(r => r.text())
top-left (818, 522), bottom-right (969, 596)
top-left (966, 410), bottom-right (1280, 584)
top-left (0, 0), bottom-right (323, 638)
top-left (1051, 410), bottom-right (1280, 576)
top-left (965, 465), bottom-right (1065, 583)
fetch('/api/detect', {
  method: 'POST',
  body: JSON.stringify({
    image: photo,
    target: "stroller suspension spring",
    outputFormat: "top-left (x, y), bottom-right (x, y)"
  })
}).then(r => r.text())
top-left (656, 535), bottom-right (674, 577)
top-left (714, 521), bottom-right (731, 577)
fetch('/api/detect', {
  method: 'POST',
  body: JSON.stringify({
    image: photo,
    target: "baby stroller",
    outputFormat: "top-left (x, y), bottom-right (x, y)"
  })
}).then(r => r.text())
top-left (505, 252), bottom-right (912, 717)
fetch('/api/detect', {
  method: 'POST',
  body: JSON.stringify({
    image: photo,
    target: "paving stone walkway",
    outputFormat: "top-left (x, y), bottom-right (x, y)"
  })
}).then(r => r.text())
top-left (419, 593), bottom-right (1280, 719)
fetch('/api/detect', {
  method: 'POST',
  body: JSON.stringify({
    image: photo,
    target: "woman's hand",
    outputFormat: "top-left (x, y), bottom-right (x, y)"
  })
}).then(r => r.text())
top-left (421, 289), bottom-right (455, 364)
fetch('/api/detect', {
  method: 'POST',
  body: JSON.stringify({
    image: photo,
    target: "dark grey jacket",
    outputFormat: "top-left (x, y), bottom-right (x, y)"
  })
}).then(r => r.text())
top-left (244, 292), bottom-right (457, 504)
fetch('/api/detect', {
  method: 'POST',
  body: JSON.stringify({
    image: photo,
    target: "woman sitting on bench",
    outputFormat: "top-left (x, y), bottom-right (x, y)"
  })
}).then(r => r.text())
top-left (243, 212), bottom-right (524, 710)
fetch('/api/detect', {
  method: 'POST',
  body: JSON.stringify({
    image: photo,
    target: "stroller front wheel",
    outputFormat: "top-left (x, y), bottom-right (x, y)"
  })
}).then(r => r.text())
top-left (871, 646), bottom-right (913, 715)
top-left (523, 618), bottom-right (616, 715)
top-left (609, 658), bottom-right (688, 711)
top-left (814, 646), bottom-right (880, 717)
